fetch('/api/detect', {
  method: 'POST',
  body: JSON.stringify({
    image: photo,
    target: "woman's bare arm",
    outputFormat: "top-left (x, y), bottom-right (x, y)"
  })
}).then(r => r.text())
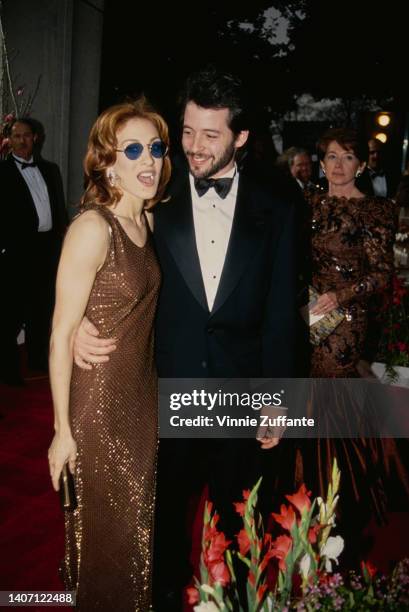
top-left (48, 210), bottom-right (110, 490)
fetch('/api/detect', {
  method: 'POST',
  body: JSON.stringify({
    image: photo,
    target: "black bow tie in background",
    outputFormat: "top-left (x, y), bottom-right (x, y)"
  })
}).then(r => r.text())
top-left (370, 169), bottom-right (385, 179)
top-left (14, 157), bottom-right (37, 170)
top-left (194, 176), bottom-right (234, 199)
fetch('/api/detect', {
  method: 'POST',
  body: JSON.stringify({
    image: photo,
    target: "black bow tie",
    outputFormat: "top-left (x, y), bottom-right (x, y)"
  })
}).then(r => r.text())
top-left (14, 158), bottom-right (37, 169)
top-left (194, 176), bottom-right (234, 199)
top-left (370, 169), bottom-right (385, 178)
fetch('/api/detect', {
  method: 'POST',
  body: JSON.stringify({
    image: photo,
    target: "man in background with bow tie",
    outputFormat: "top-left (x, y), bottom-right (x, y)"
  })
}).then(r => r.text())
top-left (74, 67), bottom-right (296, 609)
top-left (0, 118), bottom-right (67, 385)
top-left (356, 137), bottom-right (400, 198)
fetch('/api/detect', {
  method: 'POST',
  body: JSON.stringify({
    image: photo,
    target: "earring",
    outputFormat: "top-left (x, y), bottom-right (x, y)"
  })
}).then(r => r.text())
top-left (107, 170), bottom-right (116, 186)
top-left (355, 171), bottom-right (362, 178)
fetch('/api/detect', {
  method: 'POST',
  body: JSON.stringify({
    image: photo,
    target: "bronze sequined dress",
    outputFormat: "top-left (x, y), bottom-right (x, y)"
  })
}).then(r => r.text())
top-left (63, 205), bottom-right (160, 610)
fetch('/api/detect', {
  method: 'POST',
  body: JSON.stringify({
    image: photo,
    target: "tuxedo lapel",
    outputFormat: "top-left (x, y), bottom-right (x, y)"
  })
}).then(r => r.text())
top-left (161, 173), bottom-right (208, 311)
top-left (211, 175), bottom-right (268, 314)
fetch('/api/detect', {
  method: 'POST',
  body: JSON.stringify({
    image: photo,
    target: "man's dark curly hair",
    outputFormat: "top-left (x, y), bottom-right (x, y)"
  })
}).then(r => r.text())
top-left (179, 66), bottom-right (250, 135)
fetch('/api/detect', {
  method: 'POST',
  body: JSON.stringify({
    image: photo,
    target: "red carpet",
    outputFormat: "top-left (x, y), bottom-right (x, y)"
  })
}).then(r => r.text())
top-left (0, 377), bottom-right (202, 611)
top-left (1, 377), bottom-right (408, 610)
top-left (0, 378), bottom-right (64, 611)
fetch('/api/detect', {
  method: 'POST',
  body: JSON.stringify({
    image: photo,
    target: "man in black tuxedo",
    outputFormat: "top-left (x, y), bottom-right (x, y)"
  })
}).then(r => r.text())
top-left (0, 118), bottom-right (67, 383)
top-left (356, 138), bottom-right (400, 198)
top-left (74, 68), bottom-right (296, 609)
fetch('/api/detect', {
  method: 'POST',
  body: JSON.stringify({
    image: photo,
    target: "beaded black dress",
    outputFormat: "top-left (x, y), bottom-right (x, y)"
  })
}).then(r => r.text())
top-left (62, 206), bottom-right (160, 611)
top-left (284, 193), bottom-right (409, 568)
top-left (309, 194), bottom-right (396, 377)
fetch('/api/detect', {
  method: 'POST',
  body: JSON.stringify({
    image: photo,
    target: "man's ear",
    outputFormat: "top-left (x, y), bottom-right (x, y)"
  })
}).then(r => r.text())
top-left (33, 133), bottom-right (38, 143)
top-left (234, 130), bottom-right (249, 149)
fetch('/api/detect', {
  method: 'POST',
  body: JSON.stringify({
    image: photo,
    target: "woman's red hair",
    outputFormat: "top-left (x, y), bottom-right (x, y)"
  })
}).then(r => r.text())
top-left (80, 97), bottom-right (171, 209)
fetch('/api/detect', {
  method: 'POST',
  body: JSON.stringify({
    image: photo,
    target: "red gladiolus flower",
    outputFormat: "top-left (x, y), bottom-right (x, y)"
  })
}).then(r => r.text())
top-left (186, 586), bottom-right (199, 605)
top-left (286, 484), bottom-right (311, 514)
top-left (256, 583), bottom-right (268, 602)
top-left (308, 524), bottom-right (321, 543)
top-left (361, 560), bottom-right (377, 578)
top-left (234, 501), bottom-right (246, 516)
top-left (206, 532), bottom-right (231, 563)
top-left (248, 570), bottom-right (256, 587)
top-left (397, 341), bottom-right (407, 352)
top-left (237, 528), bottom-right (251, 556)
top-left (271, 534), bottom-right (293, 571)
top-left (204, 524), bottom-right (218, 541)
top-left (259, 547), bottom-right (276, 573)
top-left (271, 504), bottom-right (296, 531)
top-left (242, 489), bottom-right (251, 500)
top-left (209, 559), bottom-right (230, 586)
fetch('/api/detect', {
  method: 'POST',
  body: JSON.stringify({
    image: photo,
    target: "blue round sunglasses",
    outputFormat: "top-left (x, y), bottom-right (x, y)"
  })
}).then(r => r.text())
top-left (116, 140), bottom-right (168, 160)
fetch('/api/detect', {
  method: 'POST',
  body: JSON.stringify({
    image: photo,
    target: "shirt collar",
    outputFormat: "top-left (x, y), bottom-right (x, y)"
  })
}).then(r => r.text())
top-left (13, 154), bottom-right (34, 164)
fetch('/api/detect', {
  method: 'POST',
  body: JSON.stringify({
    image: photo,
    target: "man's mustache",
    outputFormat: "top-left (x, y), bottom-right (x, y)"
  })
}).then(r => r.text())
top-left (186, 151), bottom-right (211, 159)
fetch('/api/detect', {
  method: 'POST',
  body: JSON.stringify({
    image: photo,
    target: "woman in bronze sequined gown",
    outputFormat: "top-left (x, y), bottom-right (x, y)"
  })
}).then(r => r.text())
top-left (48, 99), bottom-right (171, 610)
top-left (294, 128), bottom-right (409, 565)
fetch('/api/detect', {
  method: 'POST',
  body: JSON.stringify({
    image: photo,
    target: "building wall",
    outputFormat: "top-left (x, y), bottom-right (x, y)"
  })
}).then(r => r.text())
top-left (2, 0), bottom-right (104, 213)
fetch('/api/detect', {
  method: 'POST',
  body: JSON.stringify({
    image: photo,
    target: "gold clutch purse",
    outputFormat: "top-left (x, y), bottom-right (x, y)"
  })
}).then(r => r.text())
top-left (299, 286), bottom-right (345, 346)
top-left (59, 464), bottom-right (77, 511)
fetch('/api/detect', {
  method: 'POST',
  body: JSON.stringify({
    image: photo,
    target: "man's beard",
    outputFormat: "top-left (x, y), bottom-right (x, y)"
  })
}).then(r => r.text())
top-left (186, 141), bottom-right (236, 179)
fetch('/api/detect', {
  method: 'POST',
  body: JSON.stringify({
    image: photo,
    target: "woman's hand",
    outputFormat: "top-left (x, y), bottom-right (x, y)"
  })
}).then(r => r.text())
top-left (48, 434), bottom-right (77, 492)
top-left (310, 291), bottom-right (339, 316)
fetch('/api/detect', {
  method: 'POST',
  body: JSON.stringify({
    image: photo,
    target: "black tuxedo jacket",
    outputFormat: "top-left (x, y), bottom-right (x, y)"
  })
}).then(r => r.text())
top-left (356, 166), bottom-right (400, 198)
top-left (153, 171), bottom-right (296, 378)
top-left (0, 156), bottom-right (67, 274)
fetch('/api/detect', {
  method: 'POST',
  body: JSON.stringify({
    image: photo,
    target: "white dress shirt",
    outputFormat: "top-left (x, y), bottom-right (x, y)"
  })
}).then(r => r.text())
top-left (190, 165), bottom-right (238, 311)
top-left (370, 173), bottom-right (387, 198)
top-left (13, 155), bottom-right (53, 231)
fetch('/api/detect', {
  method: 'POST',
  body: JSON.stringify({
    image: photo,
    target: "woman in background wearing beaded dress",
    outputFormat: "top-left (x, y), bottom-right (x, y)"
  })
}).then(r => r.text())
top-left (297, 128), bottom-right (409, 567)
